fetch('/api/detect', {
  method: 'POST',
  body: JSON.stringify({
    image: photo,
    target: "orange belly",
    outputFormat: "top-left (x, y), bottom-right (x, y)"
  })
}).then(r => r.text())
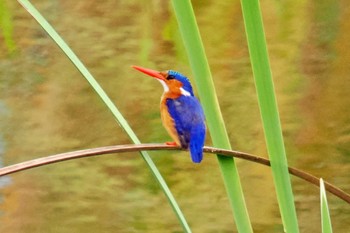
top-left (160, 98), bottom-right (181, 146)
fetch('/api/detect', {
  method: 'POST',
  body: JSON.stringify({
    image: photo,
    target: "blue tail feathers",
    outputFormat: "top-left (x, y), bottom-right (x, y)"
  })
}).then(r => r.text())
top-left (189, 124), bottom-right (206, 163)
top-left (189, 141), bottom-right (203, 163)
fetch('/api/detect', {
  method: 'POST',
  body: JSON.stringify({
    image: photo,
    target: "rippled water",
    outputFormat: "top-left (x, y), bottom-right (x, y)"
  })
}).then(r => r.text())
top-left (0, 0), bottom-right (349, 232)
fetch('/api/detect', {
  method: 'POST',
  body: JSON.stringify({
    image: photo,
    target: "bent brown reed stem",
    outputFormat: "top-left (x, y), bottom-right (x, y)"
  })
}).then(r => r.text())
top-left (0, 143), bottom-right (349, 204)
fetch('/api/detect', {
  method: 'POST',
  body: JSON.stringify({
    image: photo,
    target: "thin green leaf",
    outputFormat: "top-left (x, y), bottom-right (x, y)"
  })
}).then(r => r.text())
top-left (17, 0), bottom-right (191, 232)
top-left (320, 178), bottom-right (333, 233)
top-left (239, 0), bottom-right (299, 232)
top-left (0, 0), bottom-right (16, 54)
top-left (171, 1), bottom-right (253, 232)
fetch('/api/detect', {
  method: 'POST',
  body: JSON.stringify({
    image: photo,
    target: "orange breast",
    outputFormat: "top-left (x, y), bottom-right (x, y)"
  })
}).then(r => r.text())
top-left (160, 96), bottom-right (180, 146)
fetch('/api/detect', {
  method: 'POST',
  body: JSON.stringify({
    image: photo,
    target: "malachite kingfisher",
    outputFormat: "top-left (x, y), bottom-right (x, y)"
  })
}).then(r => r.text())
top-left (132, 65), bottom-right (206, 163)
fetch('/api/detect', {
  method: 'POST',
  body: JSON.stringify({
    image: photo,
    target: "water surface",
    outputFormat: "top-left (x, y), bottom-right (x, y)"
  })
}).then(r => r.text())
top-left (0, 0), bottom-right (349, 232)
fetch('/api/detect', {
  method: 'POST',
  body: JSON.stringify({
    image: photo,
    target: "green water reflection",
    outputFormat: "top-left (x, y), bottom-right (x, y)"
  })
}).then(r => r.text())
top-left (0, 0), bottom-right (349, 232)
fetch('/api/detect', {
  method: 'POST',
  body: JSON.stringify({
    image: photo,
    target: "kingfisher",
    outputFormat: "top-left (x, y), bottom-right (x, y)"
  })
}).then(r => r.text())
top-left (132, 65), bottom-right (206, 163)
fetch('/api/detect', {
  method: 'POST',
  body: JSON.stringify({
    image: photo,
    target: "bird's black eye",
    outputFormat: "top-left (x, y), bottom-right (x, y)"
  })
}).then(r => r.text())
top-left (167, 75), bottom-right (175, 80)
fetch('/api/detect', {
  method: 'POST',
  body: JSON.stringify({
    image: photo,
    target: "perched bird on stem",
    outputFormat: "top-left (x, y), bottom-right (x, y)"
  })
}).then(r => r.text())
top-left (132, 66), bottom-right (206, 163)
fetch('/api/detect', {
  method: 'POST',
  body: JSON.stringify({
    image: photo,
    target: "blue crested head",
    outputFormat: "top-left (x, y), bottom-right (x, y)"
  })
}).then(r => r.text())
top-left (167, 70), bottom-right (194, 96)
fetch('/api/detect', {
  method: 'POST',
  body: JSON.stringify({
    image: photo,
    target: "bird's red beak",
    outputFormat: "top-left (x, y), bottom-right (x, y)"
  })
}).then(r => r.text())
top-left (132, 65), bottom-right (166, 81)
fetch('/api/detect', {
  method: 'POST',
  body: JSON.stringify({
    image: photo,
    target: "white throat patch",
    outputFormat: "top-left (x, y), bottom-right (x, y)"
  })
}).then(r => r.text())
top-left (158, 80), bottom-right (169, 93)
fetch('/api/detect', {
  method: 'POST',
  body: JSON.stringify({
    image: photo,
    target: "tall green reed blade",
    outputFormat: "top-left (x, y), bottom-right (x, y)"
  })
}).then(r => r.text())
top-left (17, 0), bottom-right (191, 232)
top-left (320, 178), bottom-right (333, 233)
top-left (240, 0), bottom-right (299, 232)
top-left (0, 0), bottom-right (16, 54)
top-left (171, 1), bottom-right (253, 232)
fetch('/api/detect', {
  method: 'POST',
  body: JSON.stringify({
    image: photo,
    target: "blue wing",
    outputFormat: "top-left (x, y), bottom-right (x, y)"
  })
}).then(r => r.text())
top-left (166, 96), bottom-right (206, 163)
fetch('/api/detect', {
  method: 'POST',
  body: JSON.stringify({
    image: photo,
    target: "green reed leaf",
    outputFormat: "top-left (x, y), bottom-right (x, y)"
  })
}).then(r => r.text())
top-left (240, 0), bottom-right (299, 232)
top-left (320, 178), bottom-right (333, 233)
top-left (0, 0), bottom-right (16, 54)
top-left (171, 1), bottom-right (253, 232)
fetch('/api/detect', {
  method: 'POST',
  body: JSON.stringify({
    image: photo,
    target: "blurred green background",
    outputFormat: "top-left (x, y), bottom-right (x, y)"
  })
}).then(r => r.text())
top-left (0, 0), bottom-right (349, 232)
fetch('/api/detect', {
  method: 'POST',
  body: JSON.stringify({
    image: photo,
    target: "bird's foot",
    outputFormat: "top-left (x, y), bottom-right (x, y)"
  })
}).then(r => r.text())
top-left (165, 141), bottom-right (178, 146)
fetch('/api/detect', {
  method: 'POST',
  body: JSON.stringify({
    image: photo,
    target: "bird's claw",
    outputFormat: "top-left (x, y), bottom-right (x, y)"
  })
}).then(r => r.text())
top-left (165, 142), bottom-right (178, 146)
